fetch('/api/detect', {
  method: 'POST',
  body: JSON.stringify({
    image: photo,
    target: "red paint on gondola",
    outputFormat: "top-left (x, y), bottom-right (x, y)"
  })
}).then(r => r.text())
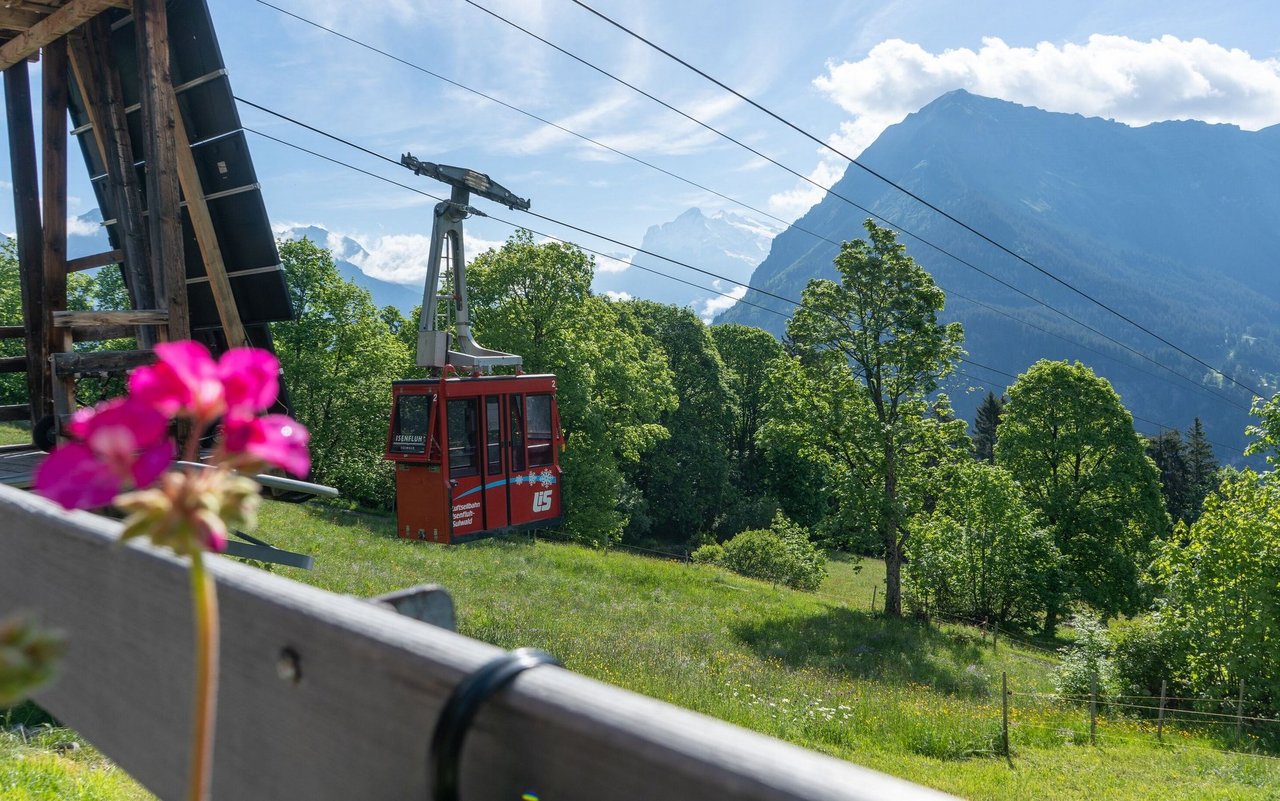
top-left (385, 372), bottom-right (562, 544)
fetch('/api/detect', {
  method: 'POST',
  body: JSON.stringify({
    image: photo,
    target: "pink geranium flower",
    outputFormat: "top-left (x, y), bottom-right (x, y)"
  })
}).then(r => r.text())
top-left (224, 414), bottom-right (310, 477)
top-left (129, 341), bottom-right (225, 422)
top-left (218, 348), bottom-right (280, 421)
top-left (35, 397), bottom-right (174, 510)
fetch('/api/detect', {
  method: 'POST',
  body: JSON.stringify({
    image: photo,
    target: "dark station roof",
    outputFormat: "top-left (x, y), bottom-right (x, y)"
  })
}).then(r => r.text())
top-left (65, 0), bottom-right (292, 351)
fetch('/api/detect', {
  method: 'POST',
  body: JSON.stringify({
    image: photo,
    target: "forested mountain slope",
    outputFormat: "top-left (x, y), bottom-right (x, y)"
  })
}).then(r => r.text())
top-left (719, 90), bottom-right (1280, 458)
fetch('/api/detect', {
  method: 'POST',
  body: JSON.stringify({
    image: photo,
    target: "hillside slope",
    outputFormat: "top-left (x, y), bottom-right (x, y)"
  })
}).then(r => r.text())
top-left (718, 91), bottom-right (1280, 457)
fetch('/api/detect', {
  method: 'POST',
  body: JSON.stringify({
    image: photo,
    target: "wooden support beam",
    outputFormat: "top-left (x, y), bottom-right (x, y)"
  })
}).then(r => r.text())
top-left (0, 0), bottom-right (119, 70)
top-left (0, 326), bottom-right (24, 340)
top-left (4, 59), bottom-right (45, 427)
top-left (173, 92), bottom-right (249, 347)
top-left (53, 309), bottom-right (168, 327)
top-left (52, 349), bottom-right (155, 375)
top-left (0, 404), bottom-right (29, 422)
top-left (67, 248), bottom-right (123, 272)
top-left (42, 37), bottom-right (69, 421)
top-left (73, 17), bottom-right (156, 348)
top-left (134, 0), bottom-right (188, 342)
top-left (0, 8), bottom-right (48, 32)
top-left (0, 356), bottom-right (29, 373)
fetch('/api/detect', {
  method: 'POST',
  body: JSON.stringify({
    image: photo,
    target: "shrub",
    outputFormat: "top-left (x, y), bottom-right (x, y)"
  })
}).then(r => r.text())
top-left (1109, 614), bottom-right (1179, 699)
top-left (690, 542), bottom-right (725, 565)
top-left (712, 512), bottom-right (826, 591)
top-left (1054, 610), bottom-right (1116, 700)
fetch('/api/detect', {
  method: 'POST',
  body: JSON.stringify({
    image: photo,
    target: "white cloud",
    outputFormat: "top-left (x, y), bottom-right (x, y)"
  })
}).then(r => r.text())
top-left (698, 284), bottom-right (747, 323)
top-left (344, 232), bottom-right (506, 285)
top-left (814, 35), bottom-right (1280, 157)
top-left (593, 253), bottom-right (632, 274)
top-left (767, 158), bottom-right (847, 220)
top-left (603, 290), bottom-right (634, 302)
top-left (66, 215), bottom-right (103, 238)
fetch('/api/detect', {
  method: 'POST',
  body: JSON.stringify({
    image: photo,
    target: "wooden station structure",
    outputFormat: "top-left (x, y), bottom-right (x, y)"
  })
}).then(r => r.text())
top-left (0, 0), bottom-right (291, 450)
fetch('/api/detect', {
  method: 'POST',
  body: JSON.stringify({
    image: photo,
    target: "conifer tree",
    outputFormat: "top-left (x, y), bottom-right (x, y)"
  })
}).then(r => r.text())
top-left (1146, 429), bottom-right (1190, 524)
top-left (972, 391), bottom-right (1005, 463)
top-left (1184, 417), bottom-right (1219, 523)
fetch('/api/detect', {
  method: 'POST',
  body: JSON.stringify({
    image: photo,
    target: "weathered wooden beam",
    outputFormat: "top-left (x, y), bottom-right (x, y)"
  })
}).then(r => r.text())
top-left (0, 485), bottom-right (956, 801)
top-left (0, 0), bottom-right (119, 70)
top-left (134, 0), bottom-right (188, 341)
top-left (172, 92), bottom-right (248, 347)
top-left (0, 355), bottom-right (29, 373)
top-left (0, 8), bottom-right (48, 32)
top-left (51, 348), bottom-right (155, 375)
top-left (67, 248), bottom-right (123, 272)
top-left (4, 59), bottom-right (45, 427)
top-left (78, 17), bottom-right (156, 348)
top-left (0, 326), bottom-right (24, 340)
top-left (41, 36), bottom-right (69, 420)
top-left (53, 309), bottom-right (168, 327)
top-left (0, 403), bottom-right (29, 422)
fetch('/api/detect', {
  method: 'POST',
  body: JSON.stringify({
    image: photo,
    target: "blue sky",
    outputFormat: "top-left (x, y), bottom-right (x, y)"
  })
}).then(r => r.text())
top-left (8, 0), bottom-right (1280, 296)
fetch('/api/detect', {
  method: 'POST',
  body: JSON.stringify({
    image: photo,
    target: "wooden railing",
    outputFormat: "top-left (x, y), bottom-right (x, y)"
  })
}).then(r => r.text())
top-left (0, 484), bottom-right (956, 801)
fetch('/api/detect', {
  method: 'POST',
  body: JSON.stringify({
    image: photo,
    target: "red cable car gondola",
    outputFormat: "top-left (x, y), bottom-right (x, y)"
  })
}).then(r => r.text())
top-left (384, 156), bottom-right (562, 543)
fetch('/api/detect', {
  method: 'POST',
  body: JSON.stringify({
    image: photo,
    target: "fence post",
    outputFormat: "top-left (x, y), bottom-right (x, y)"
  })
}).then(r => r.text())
top-left (1236, 678), bottom-right (1245, 742)
top-left (993, 621), bottom-right (999, 651)
top-left (870, 585), bottom-right (877, 614)
top-left (1156, 679), bottom-right (1166, 742)
top-left (1089, 672), bottom-right (1097, 745)
top-left (1001, 671), bottom-right (1009, 757)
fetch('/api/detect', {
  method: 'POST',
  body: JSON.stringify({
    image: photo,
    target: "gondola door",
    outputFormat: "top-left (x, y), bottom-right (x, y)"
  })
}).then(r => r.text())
top-left (481, 394), bottom-right (510, 530)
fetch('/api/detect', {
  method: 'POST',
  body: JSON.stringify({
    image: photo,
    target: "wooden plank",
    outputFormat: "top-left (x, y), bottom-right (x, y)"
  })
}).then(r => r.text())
top-left (0, 356), bottom-right (28, 373)
top-left (0, 0), bottom-right (119, 70)
top-left (134, 0), bottom-right (188, 341)
top-left (0, 403), bottom-right (29, 422)
top-left (0, 326), bottom-right (24, 340)
top-left (51, 348), bottom-right (155, 374)
top-left (42, 36), bottom-right (69, 423)
top-left (53, 309), bottom-right (168, 327)
top-left (0, 485), bottom-right (956, 801)
top-left (67, 248), bottom-right (124, 272)
top-left (172, 90), bottom-right (248, 347)
top-left (4, 59), bottom-right (44, 425)
top-left (78, 18), bottom-right (156, 349)
top-left (0, 8), bottom-right (48, 32)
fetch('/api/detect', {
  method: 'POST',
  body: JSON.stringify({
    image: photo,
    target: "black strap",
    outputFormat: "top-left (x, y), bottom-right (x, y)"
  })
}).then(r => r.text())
top-left (430, 648), bottom-right (561, 801)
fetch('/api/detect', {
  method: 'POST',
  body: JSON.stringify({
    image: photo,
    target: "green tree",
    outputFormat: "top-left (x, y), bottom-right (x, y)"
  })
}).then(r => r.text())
top-left (1150, 467), bottom-right (1280, 710)
top-left (467, 231), bottom-right (677, 544)
top-left (1145, 428), bottom-right (1191, 524)
top-left (906, 460), bottom-right (1058, 627)
top-left (1184, 417), bottom-right (1219, 522)
top-left (971, 391), bottom-right (1005, 463)
top-left (997, 360), bottom-right (1168, 634)
top-left (710, 323), bottom-right (786, 488)
top-left (782, 219), bottom-right (964, 616)
top-left (271, 237), bottom-right (412, 507)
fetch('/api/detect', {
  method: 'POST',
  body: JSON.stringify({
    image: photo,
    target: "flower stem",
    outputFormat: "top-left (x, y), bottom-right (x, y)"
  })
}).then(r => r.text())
top-left (187, 551), bottom-right (219, 801)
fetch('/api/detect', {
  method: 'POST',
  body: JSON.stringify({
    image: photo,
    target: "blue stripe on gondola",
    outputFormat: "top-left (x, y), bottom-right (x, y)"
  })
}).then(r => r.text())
top-left (455, 479), bottom-right (509, 500)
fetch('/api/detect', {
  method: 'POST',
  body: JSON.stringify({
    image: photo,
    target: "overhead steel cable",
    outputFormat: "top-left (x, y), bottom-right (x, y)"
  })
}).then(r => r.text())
top-left (235, 107), bottom-right (1245, 453)
top-left (563, 0), bottom-right (1267, 400)
top-left (239, 126), bottom-right (789, 323)
top-left (251, 0), bottom-right (798, 237)
top-left (439, 0), bottom-right (1259, 410)
top-left (248, 2), bottom-right (1255, 414)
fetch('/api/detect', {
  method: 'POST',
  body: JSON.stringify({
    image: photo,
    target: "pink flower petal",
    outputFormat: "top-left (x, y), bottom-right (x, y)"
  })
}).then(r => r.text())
top-left (218, 348), bottom-right (280, 421)
top-left (227, 415), bottom-right (310, 477)
top-left (129, 341), bottom-right (224, 421)
top-left (130, 438), bottom-right (176, 489)
top-left (194, 510), bottom-right (228, 553)
top-left (34, 443), bottom-right (120, 510)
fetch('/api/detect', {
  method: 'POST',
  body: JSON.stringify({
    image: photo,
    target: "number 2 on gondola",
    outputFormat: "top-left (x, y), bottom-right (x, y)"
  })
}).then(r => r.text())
top-left (533, 490), bottom-right (552, 513)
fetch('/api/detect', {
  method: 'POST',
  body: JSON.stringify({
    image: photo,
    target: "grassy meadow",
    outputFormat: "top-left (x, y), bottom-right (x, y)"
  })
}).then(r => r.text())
top-left (4, 499), bottom-right (1279, 799)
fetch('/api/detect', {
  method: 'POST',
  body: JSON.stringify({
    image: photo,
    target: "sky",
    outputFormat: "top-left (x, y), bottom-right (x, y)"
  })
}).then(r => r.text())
top-left (4, 0), bottom-right (1280, 302)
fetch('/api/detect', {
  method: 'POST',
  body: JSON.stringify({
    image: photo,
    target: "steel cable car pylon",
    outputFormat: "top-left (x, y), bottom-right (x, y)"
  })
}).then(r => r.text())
top-left (384, 156), bottom-right (563, 544)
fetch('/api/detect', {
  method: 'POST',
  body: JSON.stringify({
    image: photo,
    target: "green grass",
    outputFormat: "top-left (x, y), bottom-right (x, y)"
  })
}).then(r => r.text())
top-left (0, 423), bottom-right (30, 446)
top-left (0, 728), bottom-right (152, 801)
top-left (5, 500), bottom-right (1279, 800)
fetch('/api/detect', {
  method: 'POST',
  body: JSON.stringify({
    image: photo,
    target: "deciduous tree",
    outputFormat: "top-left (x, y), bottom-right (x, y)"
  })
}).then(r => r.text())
top-left (996, 360), bottom-right (1168, 633)
top-left (779, 220), bottom-right (964, 616)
